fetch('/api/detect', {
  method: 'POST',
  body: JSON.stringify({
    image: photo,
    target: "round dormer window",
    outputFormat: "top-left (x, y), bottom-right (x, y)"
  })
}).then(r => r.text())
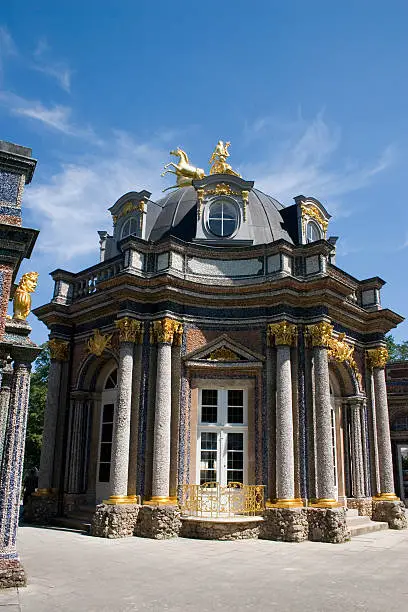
top-left (208, 199), bottom-right (238, 238)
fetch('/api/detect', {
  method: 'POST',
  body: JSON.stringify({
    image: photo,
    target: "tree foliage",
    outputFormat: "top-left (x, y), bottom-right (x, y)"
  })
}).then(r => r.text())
top-left (386, 334), bottom-right (408, 363)
top-left (24, 343), bottom-right (50, 472)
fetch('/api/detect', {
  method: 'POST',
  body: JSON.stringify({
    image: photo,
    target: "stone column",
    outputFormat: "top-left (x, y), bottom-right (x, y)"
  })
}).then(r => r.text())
top-left (307, 321), bottom-right (337, 506)
top-left (127, 333), bottom-right (144, 500)
top-left (37, 338), bottom-right (69, 493)
top-left (0, 363), bottom-right (12, 462)
top-left (367, 347), bottom-right (397, 500)
top-left (266, 341), bottom-right (276, 502)
top-left (170, 327), bottom-right (183, 499)
top-left (107, 318), bottom-right (143, 504)
top-left (150, 318), bottom-right (183, 504)
top-left (350, 401), bottom-right (365, 498)
top-left (0, 353), bottom-right (37, 586)
top-left (268, 321), bottom-right (301, 506)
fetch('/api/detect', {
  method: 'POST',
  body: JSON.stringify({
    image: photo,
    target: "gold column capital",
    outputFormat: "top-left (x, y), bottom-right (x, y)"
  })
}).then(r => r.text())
top-left (306, 321), bottom-right (333, 348)
top-left (151, 318), bottom-right (183, 345)
top-left (48, 338), bottom-right (69, 361)
top-left (267, 321), bottom-right (297, 346)
top-left (366, 347), bottom-right (388, 369)
top-left (115, 317), bottom-right (143, 344)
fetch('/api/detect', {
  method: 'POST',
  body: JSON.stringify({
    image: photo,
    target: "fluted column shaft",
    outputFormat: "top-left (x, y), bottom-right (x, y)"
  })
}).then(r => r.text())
top-left (0, 361), bottom-right (31, 561)
top-left (150, 318), bottom-right (183, 503)
top-left (350, 403), bottom-right (365, 498)
top-left (152, 342), bottom-right (172, 499)
top-left (127, 343), bottom-right (143, 497)
top-left (38, 360), bottom-right (62, 489)
top-left (267, 321), bottom-right (299, 506)
top-left (109, 342), bottom-right (134, 499)
top-left (0, 366), bottom-right (12, 464)
top-left (313, 345), bottom-right (336, 501)
top-left (373, 366), bottom-right (395, 496)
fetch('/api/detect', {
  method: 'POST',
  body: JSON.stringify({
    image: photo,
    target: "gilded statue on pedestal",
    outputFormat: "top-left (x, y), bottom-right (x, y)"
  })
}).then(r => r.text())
top-left (209, 140), bottom-right (241, 177)
top-left (161, 147), bottom-right (205, 191)
top-left (13, 271), bottom-right (39, 321)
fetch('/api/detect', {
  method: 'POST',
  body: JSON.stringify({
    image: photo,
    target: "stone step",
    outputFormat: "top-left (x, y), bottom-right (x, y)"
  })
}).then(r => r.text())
top-left (346, 515), bottom-right (376, 527)
top-left (348, 520), bottom-right (388, 537)
top-left (51, 516), bottom-right (91, 534)
top-left (345, 508), bottom-right (359, 517)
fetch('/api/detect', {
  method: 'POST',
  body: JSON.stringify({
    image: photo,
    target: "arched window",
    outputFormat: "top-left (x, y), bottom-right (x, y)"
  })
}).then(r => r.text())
top-left (104, 368), bottom-right (118, 389)
top-left (121, 217), bottom-right (138, 239)
top-left (306, 221), bottom-right (322, 243)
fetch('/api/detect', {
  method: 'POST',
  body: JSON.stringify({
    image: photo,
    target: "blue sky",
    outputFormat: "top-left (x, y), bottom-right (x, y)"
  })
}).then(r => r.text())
top-left (0, 1), bottom-right (407, 344)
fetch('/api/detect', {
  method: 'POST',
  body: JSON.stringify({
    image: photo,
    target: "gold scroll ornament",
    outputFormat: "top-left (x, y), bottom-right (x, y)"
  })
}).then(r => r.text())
top-left (366, 347), bottom-right (388, 369)
top-left (115, 317), bottom-right (143, 343)
top-left (48, 338), bottom-right (69, 361)
top-left (268, 321), bottom-right (298, 346)
top-left (87, 329), bottom-right (112, 357)
top-left (13, 271), bottom-right (39, 321)
top-left (208, 347), bottom-right (238, 361)
top-left (151, 318), bottom-right (183, 344)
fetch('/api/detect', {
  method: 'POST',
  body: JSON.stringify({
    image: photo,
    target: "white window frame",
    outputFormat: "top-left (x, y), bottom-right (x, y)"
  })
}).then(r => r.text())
top-left (197, 388), bottom-right (248, 487)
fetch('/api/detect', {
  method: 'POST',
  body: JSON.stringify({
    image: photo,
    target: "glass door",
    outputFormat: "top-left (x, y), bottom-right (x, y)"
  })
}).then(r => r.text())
top-left (197, 388), bottom-right (248, 486)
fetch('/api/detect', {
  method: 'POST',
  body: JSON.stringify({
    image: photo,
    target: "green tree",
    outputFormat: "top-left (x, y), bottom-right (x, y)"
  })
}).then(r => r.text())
top-left (386, 334), bottom-right (408, 363)
top-left (24, 343), bottom-right (49, 472)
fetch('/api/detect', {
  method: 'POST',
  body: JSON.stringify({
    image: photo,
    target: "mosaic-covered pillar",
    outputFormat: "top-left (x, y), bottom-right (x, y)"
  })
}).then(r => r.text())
top-left (150, 318), bottom-right (183, 504)
top-left (268, 321), bottom-right (301, 506)
top-left (307, 321), bottom-right (337, 506)
top-left (127, 324), bottom-right (144, 500)
top-left (107, 318), bottom-right (142, 504)
top-left (170, 328), bottom-right (183, 499)
top-left (0, 363), bottom-right (12, 462)
top-left (349, 400), bottom-right (365, 498)
top-left (0, 353), bottom-right (36, 586)
top-left (367, 348), bottom-right (397, 500)
top-left (37, 339), bottom-right (69, 493)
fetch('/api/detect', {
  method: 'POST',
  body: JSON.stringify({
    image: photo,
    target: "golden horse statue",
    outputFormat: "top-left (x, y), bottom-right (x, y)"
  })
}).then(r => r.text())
top-left (161, 147), bottom-right (205, 191)
top-left (13, 271), bottom-right (39, 321)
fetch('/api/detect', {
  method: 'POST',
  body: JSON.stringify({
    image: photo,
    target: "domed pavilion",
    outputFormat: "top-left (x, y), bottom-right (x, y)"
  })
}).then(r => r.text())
top-left (32, 142), bottom-right (407, 541)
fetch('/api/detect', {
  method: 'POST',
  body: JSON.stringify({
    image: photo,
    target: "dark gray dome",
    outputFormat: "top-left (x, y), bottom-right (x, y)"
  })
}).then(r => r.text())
top-left (147, 186), bottom-right (293, 245)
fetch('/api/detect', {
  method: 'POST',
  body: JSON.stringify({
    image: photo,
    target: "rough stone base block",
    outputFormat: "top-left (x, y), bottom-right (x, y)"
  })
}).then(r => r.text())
top-left (260, 508), bottom-right (308, 542)
top-left (24, 495), bottom-right (58, 525)
top-left (181, 516), bottom-right (261, 540)
top-left (0, 559), bottom-right (26, 589)
top-left (135, 505), bottom-right (181, 539)
top-left (347, 498), bottom-right (373, 518)
top-left (90, 503), bottom-right (139, 538)
top-left (307, 507), bottom-right (350, 543)
top-left (372, 500), bottom-right (408, 530)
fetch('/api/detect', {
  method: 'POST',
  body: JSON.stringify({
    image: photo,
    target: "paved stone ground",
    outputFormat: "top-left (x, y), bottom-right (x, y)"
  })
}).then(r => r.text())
top-left (1, 525), bottom-right (408, 611)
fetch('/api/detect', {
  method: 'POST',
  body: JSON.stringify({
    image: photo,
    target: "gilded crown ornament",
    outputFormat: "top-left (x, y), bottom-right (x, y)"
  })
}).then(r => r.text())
top-left (48, 338), bottom-right (69, 362)
top-left (115, 317), bottom-right (143, 343)
top-left (328, 333), bottom-right (362, 387)
top-left (13, 271), bottom-right (39, 320)
top-left (366, 347), bottom-right (388, 369)
top-left (151, 318), bottom-right (183, 344)
top-left (87, 329), bottom-right (112, 357)
top-left (268, 321), bottom-right (298, 346)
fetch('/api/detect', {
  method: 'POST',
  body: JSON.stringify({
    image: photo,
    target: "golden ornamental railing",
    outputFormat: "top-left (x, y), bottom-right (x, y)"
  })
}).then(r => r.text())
top-left (180, 482), bottom-right (265, 518)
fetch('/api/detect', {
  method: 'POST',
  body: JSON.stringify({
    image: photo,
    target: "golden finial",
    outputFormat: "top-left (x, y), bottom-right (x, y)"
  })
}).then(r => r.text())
top-left (209, 141), bottom-right (241, 177)
top-left (13, 272), bottom-right (39, 321)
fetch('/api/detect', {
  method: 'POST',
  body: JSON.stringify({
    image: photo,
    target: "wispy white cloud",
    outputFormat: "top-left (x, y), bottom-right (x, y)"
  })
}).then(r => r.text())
top-left (241, 114), bottom-right (395, 213)
top-left (0, 91), bottom-right (98, 140)
top-left (25, 132), bottom-right (166, 259)
top-left (0, 26), bottom-right (17, 82)
top-left (32, 37), bottom-right (72, 93)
